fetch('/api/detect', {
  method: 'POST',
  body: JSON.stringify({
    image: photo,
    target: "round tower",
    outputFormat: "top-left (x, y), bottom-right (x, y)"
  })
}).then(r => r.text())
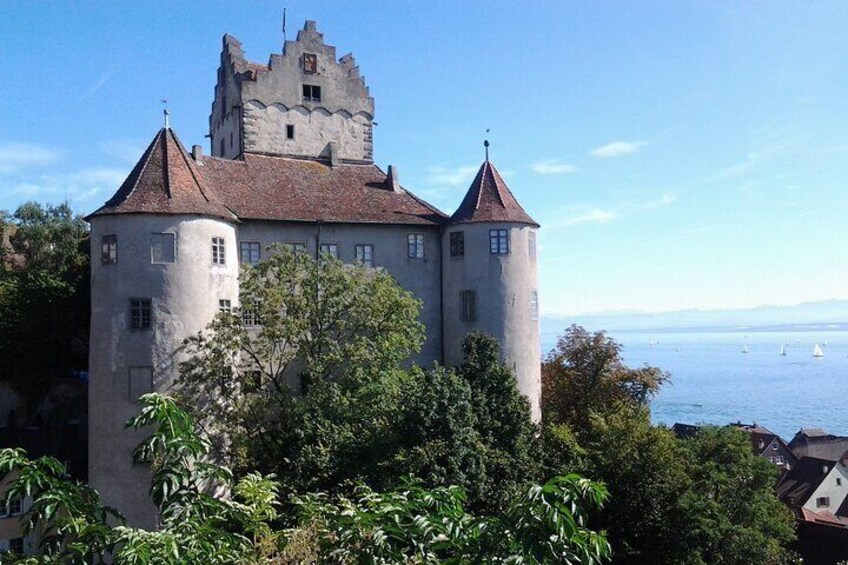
top-left (442, 160), bottom-right (541, 420)
top-left (87, 127), bottom-right (238, 528)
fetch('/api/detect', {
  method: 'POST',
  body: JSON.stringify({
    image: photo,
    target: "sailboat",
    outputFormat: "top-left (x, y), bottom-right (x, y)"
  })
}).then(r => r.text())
top-left (780, 345), bottom-right (787, 356)
top-left (813, 344), bottom-right (824, 358)
top-left (742, 344), bottom-right (750, 354)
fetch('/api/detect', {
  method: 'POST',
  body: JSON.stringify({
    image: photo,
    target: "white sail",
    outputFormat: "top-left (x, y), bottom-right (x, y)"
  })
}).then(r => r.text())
top-left (813, 344), bottom-right (824, 358)
top-left (742, 345), bottom-right (750, 354)
top-left (780, 345), bottom-right (786, 356)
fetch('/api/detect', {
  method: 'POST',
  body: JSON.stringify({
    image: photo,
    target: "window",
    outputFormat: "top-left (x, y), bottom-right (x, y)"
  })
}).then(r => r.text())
top-left (319, 243), bottom-right (339, 259)
top-left (212, 237), bottom-right (226, 265)
top-left (775, 455), bottom-right (784, 464)
top-left (449, 231), bottom-right (464, 257)
top-left (242, 307), bottom-right (260, 328)
top-left (817, 496), bottom-right (830, 508)
top-left (530, 291), bottom-right (539, 321)
top-left (3, 497), bottom-right (22, 516)
top-left (303, 53), bottom-right (318, 73)
top-left (528, 231), bottom-right (537, 259)
top-left (101, 234), bottom-right (117, 264)
top-left (407, 234), bottom-right (424, 259)
top-left (130, 299), bottom-right (152, 330)
top-left (772, 443), bottom-right (779, 450)
top-left (219, 299), bottom-right (232, 313)
top-left (286, 124), bottom-right (295, 139)
top-left (284, 242), bottom-right (307, 254)
top-left (240, 241), bottom-right (260, 265)
top-left (219, 138), bottom-right (225, 156)
top-left (229, 131), bottom-right (234, 149)
top-left (460, 290), bottom-right (477, 322)
top-left (355, 244), bottom-right (374, 267)
top-left (302, 84), bottom-right (321, 102)
top-left (838, 478), bottom-right (843, 487)
top-left (129, 367), bottom-right (153, 402)
top-left (9, 538), bottom-right (23, 554)
top-left (489, 229), bottom-right (509, 254)
top-left (151, 233), bottom-right (176, 264)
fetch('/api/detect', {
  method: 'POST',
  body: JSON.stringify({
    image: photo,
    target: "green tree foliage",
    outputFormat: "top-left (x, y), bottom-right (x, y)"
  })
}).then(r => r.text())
top-left (541, 325), bottom-right (797, 564)
top-left (180, 251), bottom-right (538, 514)
top-left (0, 393), bottom-right (612, 564)
top-left (541, 325), bottom-right (668, 431)
top-left (0, 202), bottom-right (89, 404)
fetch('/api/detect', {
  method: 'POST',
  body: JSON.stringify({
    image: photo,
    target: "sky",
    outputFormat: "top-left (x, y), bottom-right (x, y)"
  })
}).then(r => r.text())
top-left (2, 1), bottom-right (848, 317)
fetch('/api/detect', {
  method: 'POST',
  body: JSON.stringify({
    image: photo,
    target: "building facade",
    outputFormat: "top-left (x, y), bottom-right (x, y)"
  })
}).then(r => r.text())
top-left (87, 20), bottom-right (540, 528)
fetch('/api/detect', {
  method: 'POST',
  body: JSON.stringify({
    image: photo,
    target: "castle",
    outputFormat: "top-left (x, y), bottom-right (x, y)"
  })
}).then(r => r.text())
top-left (87, 21), bottom-right (540, 528)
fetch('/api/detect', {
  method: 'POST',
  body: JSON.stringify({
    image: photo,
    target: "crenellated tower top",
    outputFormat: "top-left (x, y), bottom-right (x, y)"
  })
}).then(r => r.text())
top-left (210, 20), bottom-right (375, 163)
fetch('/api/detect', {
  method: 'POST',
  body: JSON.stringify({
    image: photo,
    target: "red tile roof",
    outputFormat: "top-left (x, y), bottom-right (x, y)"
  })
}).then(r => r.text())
top-left (450, 160), bottom-right (538, 227)
top-left (88, 128), bottom-right (235, 221)
top-left (90, 128), bottom-right (447, 226)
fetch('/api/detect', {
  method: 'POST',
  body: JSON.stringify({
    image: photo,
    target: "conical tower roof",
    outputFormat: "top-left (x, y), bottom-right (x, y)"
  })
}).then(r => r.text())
top-left (87, 128), bottom-right (235, 221)
top-left (450, 160), bottom-right (538, 227)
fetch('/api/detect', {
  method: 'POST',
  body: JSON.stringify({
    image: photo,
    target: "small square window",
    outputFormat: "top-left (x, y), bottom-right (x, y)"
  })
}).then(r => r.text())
top-left (240, 241), bottom-right (260, 265)
top-left (450, 231), bottom-right (464, 258)
top-left (5, 497), bottom-right (22, 516)
top-left (838, 478), bottom-right (843, 486)
top-left (528, 231), bottom-right (537, 260)
top-left (460, 290), bottom-right (477, 322)
top-left (212, 237), bottom-right (226, 265)
top-left (530, 291), bottom-right (539, 321)
top-left (286, 124), bottom-right (295, 140)
top-left (319, 243), bottom-right (339, 259)
top-left (101, 234), bottom-right (117, 264)
top-left (355, 244), bottom-right (374, 267)
top-left (219, 299), bottom-right (232, 313)
top-left (302, 84), bottom-right (321, 102)
top-left (817, 496), bottom-right (830, 508)
top-left (219, 138), bottom-right (225, 157)
top-left (284, 242), bottom-right (307, 254)
top-left (130, 299), bottom-right (152, 330)
top-left (303, 53), bottom-right (318, 73)
top-left (489, 229), bottom-right (509, 255)
top-left (242, 307), bottom-right (260, 328)
top-left (151, 233), bottom-right (176, 264)
top-left (407, 234), bottom-right (424, 259)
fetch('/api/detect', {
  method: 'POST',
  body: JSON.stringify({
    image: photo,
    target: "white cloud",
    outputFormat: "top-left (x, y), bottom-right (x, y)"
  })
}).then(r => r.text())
top-left (0, 142), bottom-right (62, 174)
top-left (423, 164), bottom-right (479, 187)
top-left (531, 161), bottom-right (578, 175)
top-left (552, 208), bottom-right (616, 228)
top-left (591, 140), bottom-right (647, 158)
top-left (638, 192), bottom-right (677, 211)
top-left (99, 139), bottom-right (148, 163)
top-left (5, 167), bottom-right (128, 209)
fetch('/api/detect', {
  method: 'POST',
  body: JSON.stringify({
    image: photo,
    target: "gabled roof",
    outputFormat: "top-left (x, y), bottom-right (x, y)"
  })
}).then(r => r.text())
top-left (88, 128), bottom-right (235, 221)
top-left (450, 161), bottom-right (538, 227)
top-left (199, 154), bottom-right (446, 225)
top-left (89, 127), bottom-right (447, 226)
top-left (777, 456), bottom-right (837, 508)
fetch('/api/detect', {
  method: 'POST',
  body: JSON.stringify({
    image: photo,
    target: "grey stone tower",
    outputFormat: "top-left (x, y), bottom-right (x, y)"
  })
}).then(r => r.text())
top-left (87, 128), bottom-right (239, 528)
top-left (210, 20), bottom-right (374, 163)
top-left (441, 160), bottom-right (542, 420)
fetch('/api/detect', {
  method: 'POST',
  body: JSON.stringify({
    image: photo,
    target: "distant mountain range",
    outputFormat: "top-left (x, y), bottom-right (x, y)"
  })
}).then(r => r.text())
top-left (542, 299), bottom-right (848, 334)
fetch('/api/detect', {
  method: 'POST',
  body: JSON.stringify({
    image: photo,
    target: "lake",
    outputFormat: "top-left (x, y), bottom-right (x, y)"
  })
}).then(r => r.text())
top-left (541, 330), bottom-right (848, 440)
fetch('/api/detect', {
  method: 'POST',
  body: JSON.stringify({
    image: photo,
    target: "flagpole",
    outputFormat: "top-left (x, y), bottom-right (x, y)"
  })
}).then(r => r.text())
top-left (282, 7), bottom-right (287, 45)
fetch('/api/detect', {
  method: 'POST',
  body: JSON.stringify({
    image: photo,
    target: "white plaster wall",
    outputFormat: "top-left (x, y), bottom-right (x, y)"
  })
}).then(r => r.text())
top-left (89, 214), bottom-right (238, 529)
top-left (442, 224), bottom-right (541, 421)
top-left (243, 102), bottom-right (371, 161)
top-left (803, 463), bottom-right (848, 514)
top-left (235, 221), bottom-right (443, 366)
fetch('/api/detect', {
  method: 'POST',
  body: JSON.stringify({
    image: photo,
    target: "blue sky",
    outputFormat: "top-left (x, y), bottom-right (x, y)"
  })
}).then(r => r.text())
top-left (2, 1), bottom-right (848, 316)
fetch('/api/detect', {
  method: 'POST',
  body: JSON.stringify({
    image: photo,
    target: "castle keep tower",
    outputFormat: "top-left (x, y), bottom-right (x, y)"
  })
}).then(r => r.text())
top-left (442, 160), bottom-right (541, 420)
top-left (210, 20), bottom-right (374, 163)
top-left (87, 128), bottom-right (239, 528)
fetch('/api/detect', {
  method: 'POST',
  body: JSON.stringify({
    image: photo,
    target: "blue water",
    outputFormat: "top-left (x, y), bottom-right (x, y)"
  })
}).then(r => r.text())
top-left (541, 330), bottom-right (848, 440)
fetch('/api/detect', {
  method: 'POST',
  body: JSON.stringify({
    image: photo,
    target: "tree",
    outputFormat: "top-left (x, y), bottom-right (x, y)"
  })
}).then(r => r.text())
top-left (541, 324), bottom-right (668, 431)
top-left (0, 393), bottom-right (612, 564)
top-left (0, 202), bottom-right (90, 405)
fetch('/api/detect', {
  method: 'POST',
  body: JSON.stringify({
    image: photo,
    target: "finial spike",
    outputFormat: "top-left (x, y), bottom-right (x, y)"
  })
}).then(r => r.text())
top-left (484, 139), bottom-right (490, 161)
top-left (161, 99), bottom-right (170, 129)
